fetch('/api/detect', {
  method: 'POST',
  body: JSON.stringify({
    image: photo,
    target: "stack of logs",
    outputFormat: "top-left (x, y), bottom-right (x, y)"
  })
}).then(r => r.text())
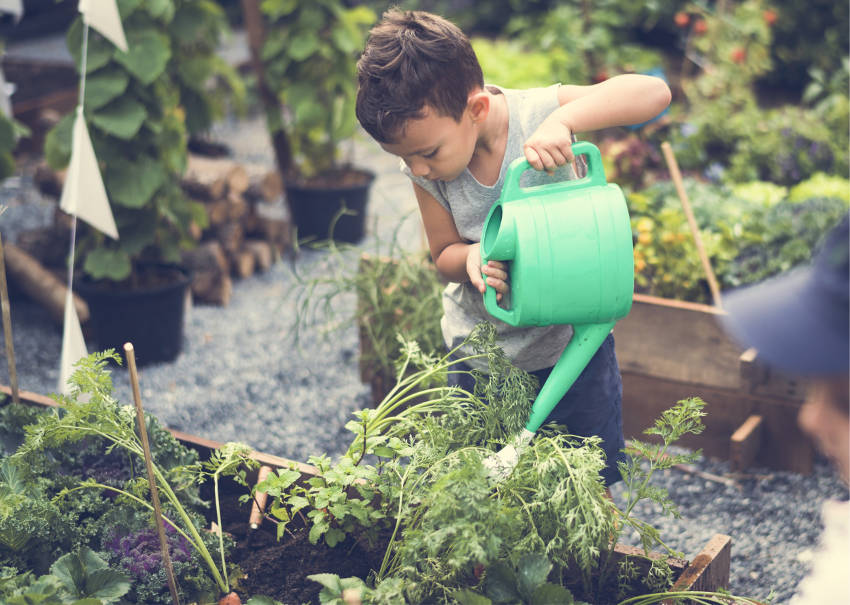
top-left (7, 154), bottom-right (291, 325)
top-left (177, 154), bottom-right (291, 305)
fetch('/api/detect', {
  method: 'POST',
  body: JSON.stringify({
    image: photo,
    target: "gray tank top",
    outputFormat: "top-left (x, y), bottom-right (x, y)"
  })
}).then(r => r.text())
top-left (403, 84), bottom-right (582, 372)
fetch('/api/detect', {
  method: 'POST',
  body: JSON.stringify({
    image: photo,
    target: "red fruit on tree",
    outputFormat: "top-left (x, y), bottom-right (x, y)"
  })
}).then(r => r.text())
top-left (763, 9), bottom-right (778, 26)
top-left (693, 19), bottom-right (708, 35)
top-left (730, 47), bottom-right (747, 63)
top-left (674, 12), bottom-right (690, 27)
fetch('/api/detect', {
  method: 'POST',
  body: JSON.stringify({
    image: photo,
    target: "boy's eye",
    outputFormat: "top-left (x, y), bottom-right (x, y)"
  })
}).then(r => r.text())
top-left (423, 148), bottom-right (439, 159)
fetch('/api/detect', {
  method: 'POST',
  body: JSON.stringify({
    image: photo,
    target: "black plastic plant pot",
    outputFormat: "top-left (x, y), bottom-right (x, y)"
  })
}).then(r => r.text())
top-left (76, 264), bottom-right (192, 367)
top-left (286, 169), bottom-right (375, 244)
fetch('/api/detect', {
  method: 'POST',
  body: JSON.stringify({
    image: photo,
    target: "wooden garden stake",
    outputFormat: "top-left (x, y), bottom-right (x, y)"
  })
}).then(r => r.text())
top-left (0, 232), bottom-right (20, 404)
top-left (125, 342), bottom-right (181, 605)
top-left (661, 142), bottom-right (723, 308)
top-left (240, 0), bottom-right (294, 181)
top-left (249, 465), bottom-right (273, 530)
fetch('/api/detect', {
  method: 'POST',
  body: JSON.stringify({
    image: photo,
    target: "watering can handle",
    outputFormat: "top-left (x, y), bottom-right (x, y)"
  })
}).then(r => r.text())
top-left (484, 282), bottom-right (517, 324)
top-left (500, 141), bottom-right (607, 203)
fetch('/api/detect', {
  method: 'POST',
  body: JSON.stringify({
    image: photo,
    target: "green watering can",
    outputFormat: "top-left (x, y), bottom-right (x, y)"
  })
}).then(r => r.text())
top-left (479, 141), bottom-right (634, 479)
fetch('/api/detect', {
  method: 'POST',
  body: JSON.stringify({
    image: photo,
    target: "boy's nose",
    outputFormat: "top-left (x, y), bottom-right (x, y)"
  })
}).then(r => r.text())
top-left (410, 159), bottom-right (430, 177)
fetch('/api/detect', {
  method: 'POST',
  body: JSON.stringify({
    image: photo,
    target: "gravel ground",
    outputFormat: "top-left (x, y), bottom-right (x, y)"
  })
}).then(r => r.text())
top-left (0, 112), bottom-right (846, 604)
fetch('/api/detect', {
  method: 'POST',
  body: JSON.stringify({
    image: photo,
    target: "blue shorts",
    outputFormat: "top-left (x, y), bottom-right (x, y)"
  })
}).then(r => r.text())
top-left (448, 332), bottom-right (626, 486)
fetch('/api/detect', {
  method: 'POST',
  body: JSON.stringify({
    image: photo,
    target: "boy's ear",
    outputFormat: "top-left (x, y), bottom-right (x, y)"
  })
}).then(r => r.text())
top-left (467, 92), bottom-right (490, 123)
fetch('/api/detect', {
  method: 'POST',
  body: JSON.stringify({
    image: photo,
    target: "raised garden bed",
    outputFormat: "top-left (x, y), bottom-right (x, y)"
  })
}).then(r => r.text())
top-left (1, 368), bottom-right (733, 604)
top-left (614, 293), bottom-right (811, 474)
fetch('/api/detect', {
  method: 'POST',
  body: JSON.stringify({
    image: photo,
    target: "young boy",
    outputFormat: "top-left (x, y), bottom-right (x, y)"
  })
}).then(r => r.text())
top-left (720, 215), bottom-right (849, 604)
top-left (355, 9), bottom-right (671, 486)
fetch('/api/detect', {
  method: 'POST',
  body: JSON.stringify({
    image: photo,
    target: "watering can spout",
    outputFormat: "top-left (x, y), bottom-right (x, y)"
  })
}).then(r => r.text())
top-left (525, 322), bottom-right (615, 433)
top-left (483, 321), bottom-right (616, 482)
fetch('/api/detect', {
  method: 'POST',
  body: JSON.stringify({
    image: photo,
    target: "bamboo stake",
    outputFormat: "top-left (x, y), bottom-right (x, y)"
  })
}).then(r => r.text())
top-left (0, 232), bottom-right (19, 404)
top-left (125, 342), bottom-right (181, 605)
top-left (660, 142), bottom-right (723, 308)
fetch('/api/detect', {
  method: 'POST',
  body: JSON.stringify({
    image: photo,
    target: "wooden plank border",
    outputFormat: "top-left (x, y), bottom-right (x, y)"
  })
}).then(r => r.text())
top-left (3, 384), bottom-right (731, 595)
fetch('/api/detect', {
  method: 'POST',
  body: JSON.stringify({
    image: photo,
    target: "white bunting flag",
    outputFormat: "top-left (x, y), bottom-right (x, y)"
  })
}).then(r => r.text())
top-left (60, 106), bottom-right (119, 239)
top-left (0, 0), bottom-right (23, 22)
top-left (78, 0), bottom-right (127, 52)
top-left (58, 290), bottom-right (88, 395)
top-left (0, 65), bottom-right (15, 118)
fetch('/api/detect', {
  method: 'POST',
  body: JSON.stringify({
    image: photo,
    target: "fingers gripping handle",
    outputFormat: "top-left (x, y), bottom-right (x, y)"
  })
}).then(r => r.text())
top-left (500, 141), bottom-right (607, 203)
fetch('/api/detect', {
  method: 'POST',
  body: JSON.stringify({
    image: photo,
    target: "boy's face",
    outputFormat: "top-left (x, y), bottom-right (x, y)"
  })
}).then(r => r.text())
top-left (380, 104), bottom-right (479, 182)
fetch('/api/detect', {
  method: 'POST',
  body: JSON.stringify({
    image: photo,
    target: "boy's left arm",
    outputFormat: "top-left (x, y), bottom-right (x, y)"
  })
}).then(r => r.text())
top-left (523, 74), bottom-right (671, 172)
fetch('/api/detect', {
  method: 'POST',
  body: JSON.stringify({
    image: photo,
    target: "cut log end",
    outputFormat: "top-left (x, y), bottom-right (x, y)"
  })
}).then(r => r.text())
top-left (2, 243), bottom-right (89, 324)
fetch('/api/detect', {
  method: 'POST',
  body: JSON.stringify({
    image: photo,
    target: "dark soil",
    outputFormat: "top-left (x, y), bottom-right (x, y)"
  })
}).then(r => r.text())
top-left (217, 482), bottom-right (385, 604)
top-left (77, 264), bottom-right (190, 293)
top-left (287, 167), bottom-right (375, 190)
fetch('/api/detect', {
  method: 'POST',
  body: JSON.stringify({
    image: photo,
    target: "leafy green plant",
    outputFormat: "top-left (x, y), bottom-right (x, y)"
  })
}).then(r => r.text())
top-left (309, 573), bottom-right (375, 605)
top-left (259, 0), bottom-right (375, 179)
top-left (0, 548), bottom-right (130, 605)
top-left (670, 0), bottom-right (848, 184)
top-left (471, 37), bottom-right (571, 90)
top-left (0, 40), bottom-right (30, 181)
top-left (788, 172), bottom-right (850, 204)
top-left (44, 0), bottom-right (214, 283)
top-left (759, 0), bottom-right (848, 95)
top-left (258, 336), bottom-right (487, 548)
top-left (616, 398), bottom-right (705, 554)
top-left (0, 459), bottom-right (73, 574)
top-left (264, 325), bottom-right (711, 603)
top-left (629, 176), bottom-right (849, 302)
top-left (503, 2), bottom-right (666, 85)
top-left (14, 351), bottom-right (258, 599)
top-left (291, 227), bottom-right (444, 403)
top-left (618, 588), bottom-right (768, 605)
top-left (167, 0), bottom-right (246, 136)
top-left (455, 553), bottom-right (581, 605)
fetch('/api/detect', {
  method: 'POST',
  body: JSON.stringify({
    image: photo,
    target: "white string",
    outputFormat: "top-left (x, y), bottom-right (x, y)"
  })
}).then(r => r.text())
top-left (66, 23), bottom-right (89, 296)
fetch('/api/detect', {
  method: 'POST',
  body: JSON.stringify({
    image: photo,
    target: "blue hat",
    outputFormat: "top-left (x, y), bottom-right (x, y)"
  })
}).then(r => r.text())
top-left (720, 214), bottom-right (849, 375)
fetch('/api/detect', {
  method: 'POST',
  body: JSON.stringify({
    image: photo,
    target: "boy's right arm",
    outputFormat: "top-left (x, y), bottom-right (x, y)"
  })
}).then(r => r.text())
top-left (414, 183), bottom-right (508, 300)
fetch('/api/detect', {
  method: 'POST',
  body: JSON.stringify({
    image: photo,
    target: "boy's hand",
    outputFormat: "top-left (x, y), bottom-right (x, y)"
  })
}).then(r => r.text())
top-left (523, 117), bottom-right (574, 174)
top-left (467, 243), bottom-right (509, 302)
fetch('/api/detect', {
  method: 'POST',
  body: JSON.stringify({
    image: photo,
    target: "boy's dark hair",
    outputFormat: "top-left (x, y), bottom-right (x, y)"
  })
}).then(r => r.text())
top-left (356, 9), bottom-right (484, 143)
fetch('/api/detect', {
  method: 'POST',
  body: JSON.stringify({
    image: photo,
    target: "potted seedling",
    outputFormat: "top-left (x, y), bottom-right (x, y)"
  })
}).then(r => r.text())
top-left (252, 0), bottom-right (376, 243)
top-left (44, 1), bottom-right (241, 365)
top-left (291, 224), bottom-right (444, 404)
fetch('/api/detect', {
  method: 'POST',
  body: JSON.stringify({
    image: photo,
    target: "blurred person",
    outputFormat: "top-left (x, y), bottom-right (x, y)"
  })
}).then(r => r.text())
top-left (720, 214), bottom-right (849, 604)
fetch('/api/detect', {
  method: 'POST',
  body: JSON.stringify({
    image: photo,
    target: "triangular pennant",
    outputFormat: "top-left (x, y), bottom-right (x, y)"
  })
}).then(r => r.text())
top-left (0, 0), bottom-right (23, 22)
top-left (59, 290), bottom-right (88, 396)
top-left (78, 0), bottom-right (127, 52)
top-left (0, 64), bottom-right (15, 118)
top-left (60, 106), bottom-right (119, 239)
